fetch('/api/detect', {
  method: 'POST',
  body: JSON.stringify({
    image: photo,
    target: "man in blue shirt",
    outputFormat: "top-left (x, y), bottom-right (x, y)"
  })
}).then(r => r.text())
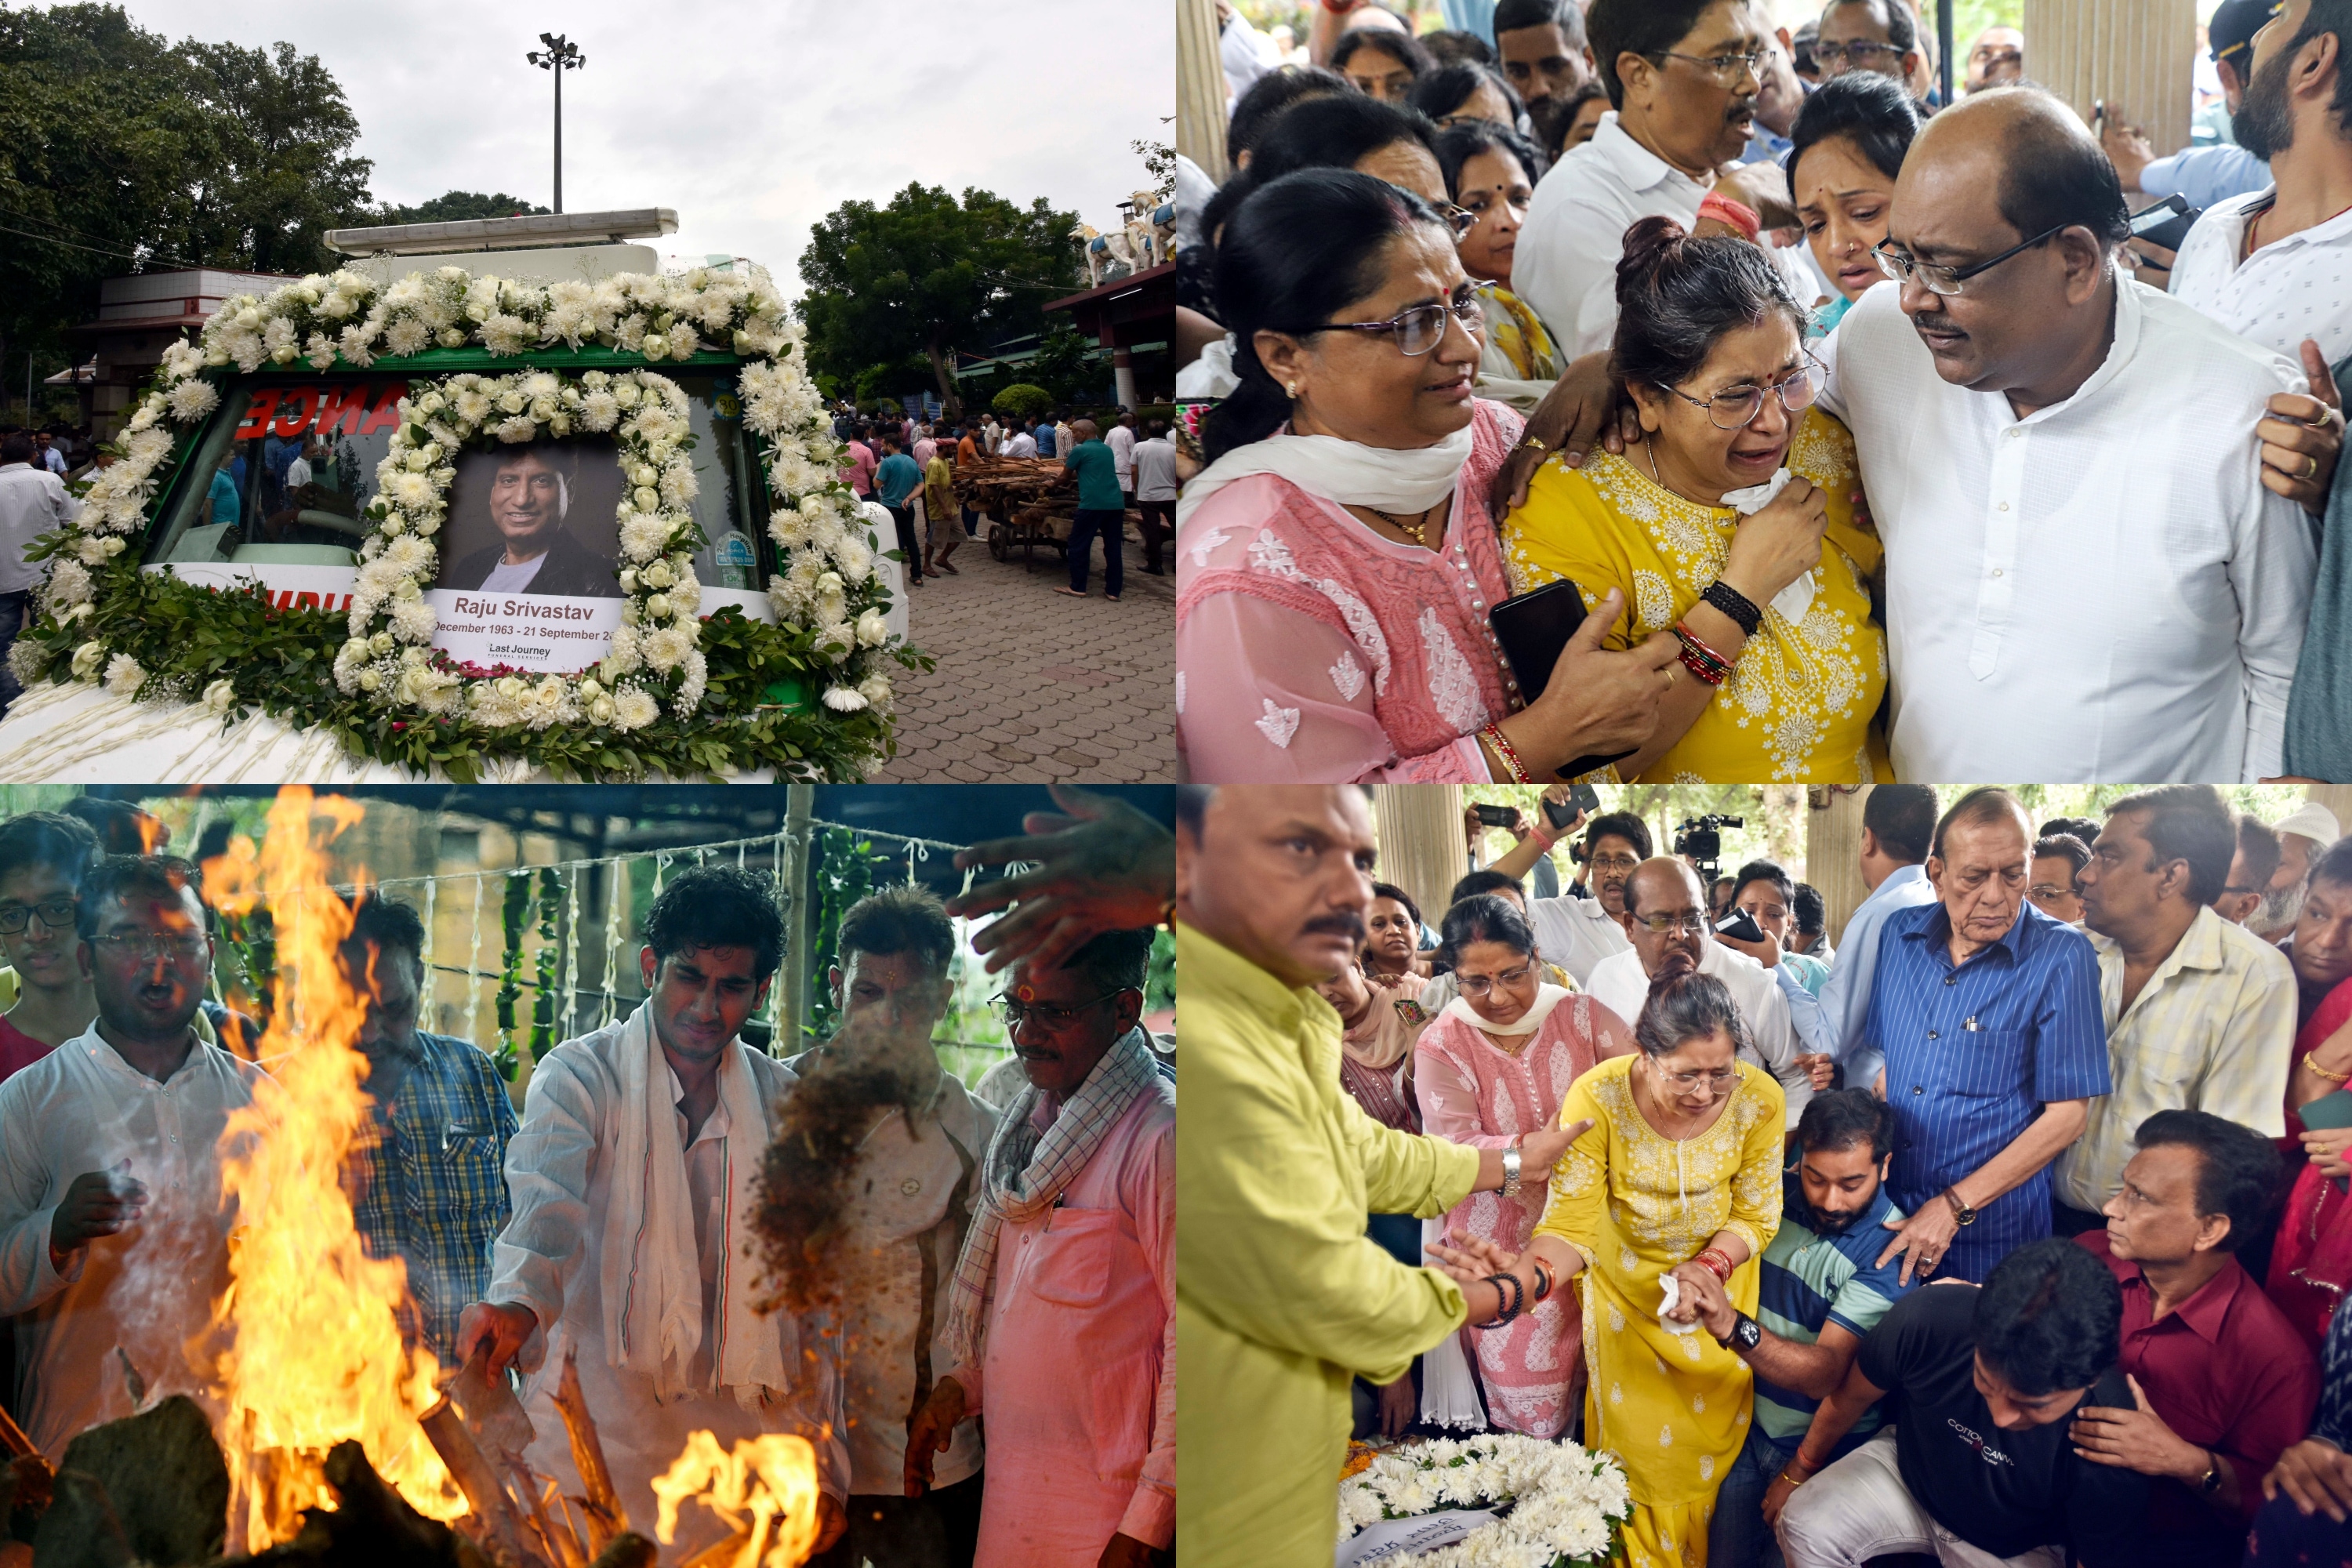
top-left (1058, 419), bottom-right (1128, 602)
top-left (1689, 1090), bottom-right (1916, 1568)
top-left (337, 891), bottom-right (517, 1367)
top-left (1780, 785), bottom-right (1942, 1095)
top-left (1868, 788), bottom-right (2111, 1286)
top-left (873, 433), bottom-right (927, 587)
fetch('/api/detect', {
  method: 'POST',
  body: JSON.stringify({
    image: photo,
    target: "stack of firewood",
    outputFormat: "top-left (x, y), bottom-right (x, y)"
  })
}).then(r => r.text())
top-left (951, 457), bottom-right (1073, 539)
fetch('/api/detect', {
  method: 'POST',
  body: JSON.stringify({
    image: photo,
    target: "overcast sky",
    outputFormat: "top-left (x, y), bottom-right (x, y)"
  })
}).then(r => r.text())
top-left (76, 0), bottom-right (1171, 298)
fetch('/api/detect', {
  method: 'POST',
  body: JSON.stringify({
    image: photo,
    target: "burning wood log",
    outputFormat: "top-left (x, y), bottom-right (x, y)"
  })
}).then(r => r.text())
top-left (418, 1396), bottom-right (548, 1568)
top-left (215, 1439), bottom-right (492, 1566)
top-left (29, 1468), bottom-right (135, 1568)
top-left (554, 1347), bottom-right (628, 1549)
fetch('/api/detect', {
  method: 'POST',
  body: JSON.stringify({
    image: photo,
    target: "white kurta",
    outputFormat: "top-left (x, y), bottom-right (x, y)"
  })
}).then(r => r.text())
top-left (2170, 189), bottom-right (2352, 366)
top-left (0, 1024), bottom-right (267, 1455)
top-left (782, 1053), bottom-right (995, 1497)
top-left (1817, 274), bottom-right (2312, 782)
top-left (1524, 894), bottom-right (1634, 988)
top-left (1583, 939), bottom-right (1808, 1127)
top-left (487, 1021), bottom-right (847, 1555)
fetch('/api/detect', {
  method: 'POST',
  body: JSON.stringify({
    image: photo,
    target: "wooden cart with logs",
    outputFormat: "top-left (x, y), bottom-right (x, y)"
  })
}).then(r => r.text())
top-left (952, 457), bottom-right (1073, 572)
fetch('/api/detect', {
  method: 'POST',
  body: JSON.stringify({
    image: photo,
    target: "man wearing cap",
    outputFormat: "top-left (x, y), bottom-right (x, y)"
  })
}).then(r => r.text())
top-left (2101, 0), bottom-right (2276, 211)
top-left (2256, 802), bottom-right (2343, 950)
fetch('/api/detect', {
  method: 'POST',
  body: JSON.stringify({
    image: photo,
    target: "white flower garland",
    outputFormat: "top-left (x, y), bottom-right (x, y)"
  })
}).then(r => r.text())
top-left (31, 260), bottom-right (900, 745)
top-left (1337, 1433), bottom-right (1631, 1568)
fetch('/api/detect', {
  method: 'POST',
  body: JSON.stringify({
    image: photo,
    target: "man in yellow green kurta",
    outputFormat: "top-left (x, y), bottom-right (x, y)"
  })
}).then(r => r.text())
top-left (1175, 784), bottom-right (1581, 1567)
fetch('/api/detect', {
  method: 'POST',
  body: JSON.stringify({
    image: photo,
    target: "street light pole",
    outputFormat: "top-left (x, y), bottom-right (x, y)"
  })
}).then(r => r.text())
top-left (524, 32), bottom-right (586, 215)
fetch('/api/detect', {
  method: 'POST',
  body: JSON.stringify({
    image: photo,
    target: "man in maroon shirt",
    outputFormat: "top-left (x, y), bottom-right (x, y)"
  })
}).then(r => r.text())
top-left (2071, 1109), bottom-right (2320, 1567)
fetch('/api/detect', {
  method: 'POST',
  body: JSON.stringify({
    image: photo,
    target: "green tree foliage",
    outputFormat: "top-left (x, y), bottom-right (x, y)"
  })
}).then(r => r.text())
top-left (991, 383), bottom-right (1054, 420)
top-left (374, 191), bottom-right (551, 225)
top-left (0, 5), bottom-right (376, 369)
top-left (798, 183), bottom-right (1082, 418)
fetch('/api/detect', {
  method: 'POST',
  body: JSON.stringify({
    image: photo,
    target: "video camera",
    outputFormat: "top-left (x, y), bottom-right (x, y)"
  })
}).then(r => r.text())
top-left (1671, 815), bottom-right (1744, 880)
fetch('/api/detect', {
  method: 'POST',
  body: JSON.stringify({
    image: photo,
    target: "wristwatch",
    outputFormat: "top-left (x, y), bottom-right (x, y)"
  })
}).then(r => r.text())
top-left (1715, 1310), bottom-right (1763, 1354)
top-left (1502, 1144), bottom-right (1523, 1199)
top-left (1941, 1185), bottom-right (1979, 1226)
top-left (2198, 1452), bottom-right (2224, 1497)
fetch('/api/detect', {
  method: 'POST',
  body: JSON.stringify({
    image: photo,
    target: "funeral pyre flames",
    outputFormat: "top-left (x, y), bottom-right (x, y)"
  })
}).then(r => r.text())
top-left (652, 1432), bottom-right (822, 1567)
top-left (199, 788), bottom-right (465, 1549)
top-left (175, 786), bottom-right (821, 1566)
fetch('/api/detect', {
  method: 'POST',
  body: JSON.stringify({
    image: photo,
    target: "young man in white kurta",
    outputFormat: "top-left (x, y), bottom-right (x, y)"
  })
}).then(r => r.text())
top-left (786, 885), bottom-right (996, 1567)
top-left (0, 856), bottom-right (267, 1455)
top-left (465, 866), bottom-right (848, 1559)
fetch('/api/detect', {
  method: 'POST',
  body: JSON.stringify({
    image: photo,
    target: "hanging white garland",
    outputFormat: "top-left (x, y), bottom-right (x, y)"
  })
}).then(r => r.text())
top-left (18, 262), bottom-right (910, 779)
top-left (1336, 1433), bottom-right (1631, 1568)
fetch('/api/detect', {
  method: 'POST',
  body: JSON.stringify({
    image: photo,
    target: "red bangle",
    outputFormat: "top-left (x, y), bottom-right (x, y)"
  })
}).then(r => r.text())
top-left (1481, 723), bottom-right (1532, 782)
top-left (1673, 622), bottom-right (1733, 687)
top-left (1699, 192), bottom-right (1762, 244)
top-left (1697, 1247), bottom-right (1736, 1282)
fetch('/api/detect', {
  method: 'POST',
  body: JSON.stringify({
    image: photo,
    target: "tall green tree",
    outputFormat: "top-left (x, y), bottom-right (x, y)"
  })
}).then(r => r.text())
top-left (0, 5), bottom-right (374, 371)
top-left (798, 183), bottom-right (1082, 418)
top-left (375, 191), bottom-right (552, 225)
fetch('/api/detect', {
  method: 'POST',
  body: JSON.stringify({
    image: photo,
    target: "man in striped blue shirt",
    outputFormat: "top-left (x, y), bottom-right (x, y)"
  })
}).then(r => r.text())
top-left (1869, 788), bottom-right (2111, 1287)
top-left (1690, 1090), bottom-right (1915, 1568)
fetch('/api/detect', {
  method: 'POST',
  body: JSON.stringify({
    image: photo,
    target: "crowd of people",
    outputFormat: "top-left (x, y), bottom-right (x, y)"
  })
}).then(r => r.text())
top-left (1177, 0), bottom-right (2352, 785)
top-left (829, 402), bottom-right (1180, 598)
top-left (0, 789), bottom-right (1176, 1568)
top-left (1178, 779), bottom-right (2352, 1568)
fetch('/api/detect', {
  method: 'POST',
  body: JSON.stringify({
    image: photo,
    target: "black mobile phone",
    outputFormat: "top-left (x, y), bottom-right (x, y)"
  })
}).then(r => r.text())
top-left (1487, 581), bottom-right (1635, 781)
top-left (1541, 783), bottom-right (1604, 831)
top-left (2131, 193), bottom-right (2201, 253)
top-left (1472, 804), bottom-right (1519, 829)
top-left (1716, 907), bottom-right (1766, 943)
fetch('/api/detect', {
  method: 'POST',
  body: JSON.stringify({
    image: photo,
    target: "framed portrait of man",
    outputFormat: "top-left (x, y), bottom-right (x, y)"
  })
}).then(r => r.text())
top-left (428, 438), bottom-right (631, 673)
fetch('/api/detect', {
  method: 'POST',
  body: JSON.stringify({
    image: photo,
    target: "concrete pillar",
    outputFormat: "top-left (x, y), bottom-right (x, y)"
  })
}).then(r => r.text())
top-left (1178, 0), bottom-right (1231, 183)
top-left (1804, 786), bottom-right (1872, 949)
top-left (1372, 785), bottom-right (1467, 934)
top-left (1113, 346), bottom-right (1139, 412)
top-left (2305, 785), bottom-right (2352, 839)
top-left (2021, 0), bottom-right (2199, 156)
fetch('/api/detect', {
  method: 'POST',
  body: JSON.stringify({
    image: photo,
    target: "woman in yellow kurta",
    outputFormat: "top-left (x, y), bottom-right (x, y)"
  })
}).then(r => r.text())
top-left (1432, 952), bottom-right (1785, 1566)
top-left (1501, 216), bottom-right (1889, 784)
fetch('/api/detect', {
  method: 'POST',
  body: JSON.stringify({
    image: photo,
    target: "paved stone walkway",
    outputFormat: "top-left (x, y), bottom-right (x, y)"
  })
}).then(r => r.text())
top-left (873, 517), bottom-right (1175, 782)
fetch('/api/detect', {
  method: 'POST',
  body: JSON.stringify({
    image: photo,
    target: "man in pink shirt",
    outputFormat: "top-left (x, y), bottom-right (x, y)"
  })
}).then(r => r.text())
top-left (910, 927), bottom-right (1174, 1568)
top-left (840, 421), bottom-right (878, 499)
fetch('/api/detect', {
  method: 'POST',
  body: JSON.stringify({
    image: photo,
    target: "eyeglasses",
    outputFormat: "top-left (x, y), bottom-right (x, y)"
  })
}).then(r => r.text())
top-left (1653, 47), bottom-right (1767, 85)
top-left (1657, 1066), bottom-right (1740, 1090)
top-left (1455, 963), bottom-right (1535, 997)
top-left (1970, 45), bottom-right (2023, 67)
top-left (92, 931), bottom-right (209, 960)
top-left (1587, 854), bottom-right (1642, 874)
top-left (1813, 40), bottom-right (1905, 69)
top-left (1633, 913), bottom-right (1709, 936)
top-left (993, 989), bottom-right (1128, 1031)
top-left (0, 898), bottom-right (75, 935)
top-left (1439, 204), bottom-right (1479, 238)
top-left (1871, 225), bottom-right (2068, 296)
top-left (1309, 285), bottom-right (1484, 358)
top-left (2029, 883), bottom-right (2079, 902)
top-left (1655, 357), bottom-right (1822, 430)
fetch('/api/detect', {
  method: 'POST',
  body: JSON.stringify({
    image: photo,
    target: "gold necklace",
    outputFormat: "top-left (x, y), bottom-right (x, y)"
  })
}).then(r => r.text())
top-left (1363, 500), bottom-right (1439, 549)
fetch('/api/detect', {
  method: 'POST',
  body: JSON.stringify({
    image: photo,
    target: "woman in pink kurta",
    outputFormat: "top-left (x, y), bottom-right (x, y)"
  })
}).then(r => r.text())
top-left (1415, 893), bottom-right (1635, 1436)
top-left (1174, 166), bottom-right (1674, 784)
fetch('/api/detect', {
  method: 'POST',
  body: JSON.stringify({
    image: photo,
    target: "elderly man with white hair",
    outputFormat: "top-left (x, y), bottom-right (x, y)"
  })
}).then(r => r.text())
top-left (2253, 802), bottom-right (2343, 946)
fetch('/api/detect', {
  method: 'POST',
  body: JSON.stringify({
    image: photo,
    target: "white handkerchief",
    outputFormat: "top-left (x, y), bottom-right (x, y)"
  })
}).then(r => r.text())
top-left (1655, 1272), bottom-right (1700, 1335)
top-left (1719, 467), bottom-right (1816, 626)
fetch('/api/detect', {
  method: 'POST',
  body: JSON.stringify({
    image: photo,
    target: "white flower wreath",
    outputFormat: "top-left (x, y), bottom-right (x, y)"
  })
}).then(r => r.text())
top-left (29, 260), bottom-right (900, 750)
top-left (1336, 1433), bottom-right (1631, 1568)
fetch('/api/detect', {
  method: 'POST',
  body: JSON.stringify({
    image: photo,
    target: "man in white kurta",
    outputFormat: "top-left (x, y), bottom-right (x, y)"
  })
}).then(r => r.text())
top-left (0, 855), bottom-right (267, 1455)
top-left (464, 866), bottom-right (847, 1558)
top-left (916, 934), bottom-right (1174, 1568)
top-left (1583, 858), bottom-right (1808, 1127)
top-left (1814, 89), bottom-right (2313, 781)
top-left (786, 885), bottom-right (995, 1566)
